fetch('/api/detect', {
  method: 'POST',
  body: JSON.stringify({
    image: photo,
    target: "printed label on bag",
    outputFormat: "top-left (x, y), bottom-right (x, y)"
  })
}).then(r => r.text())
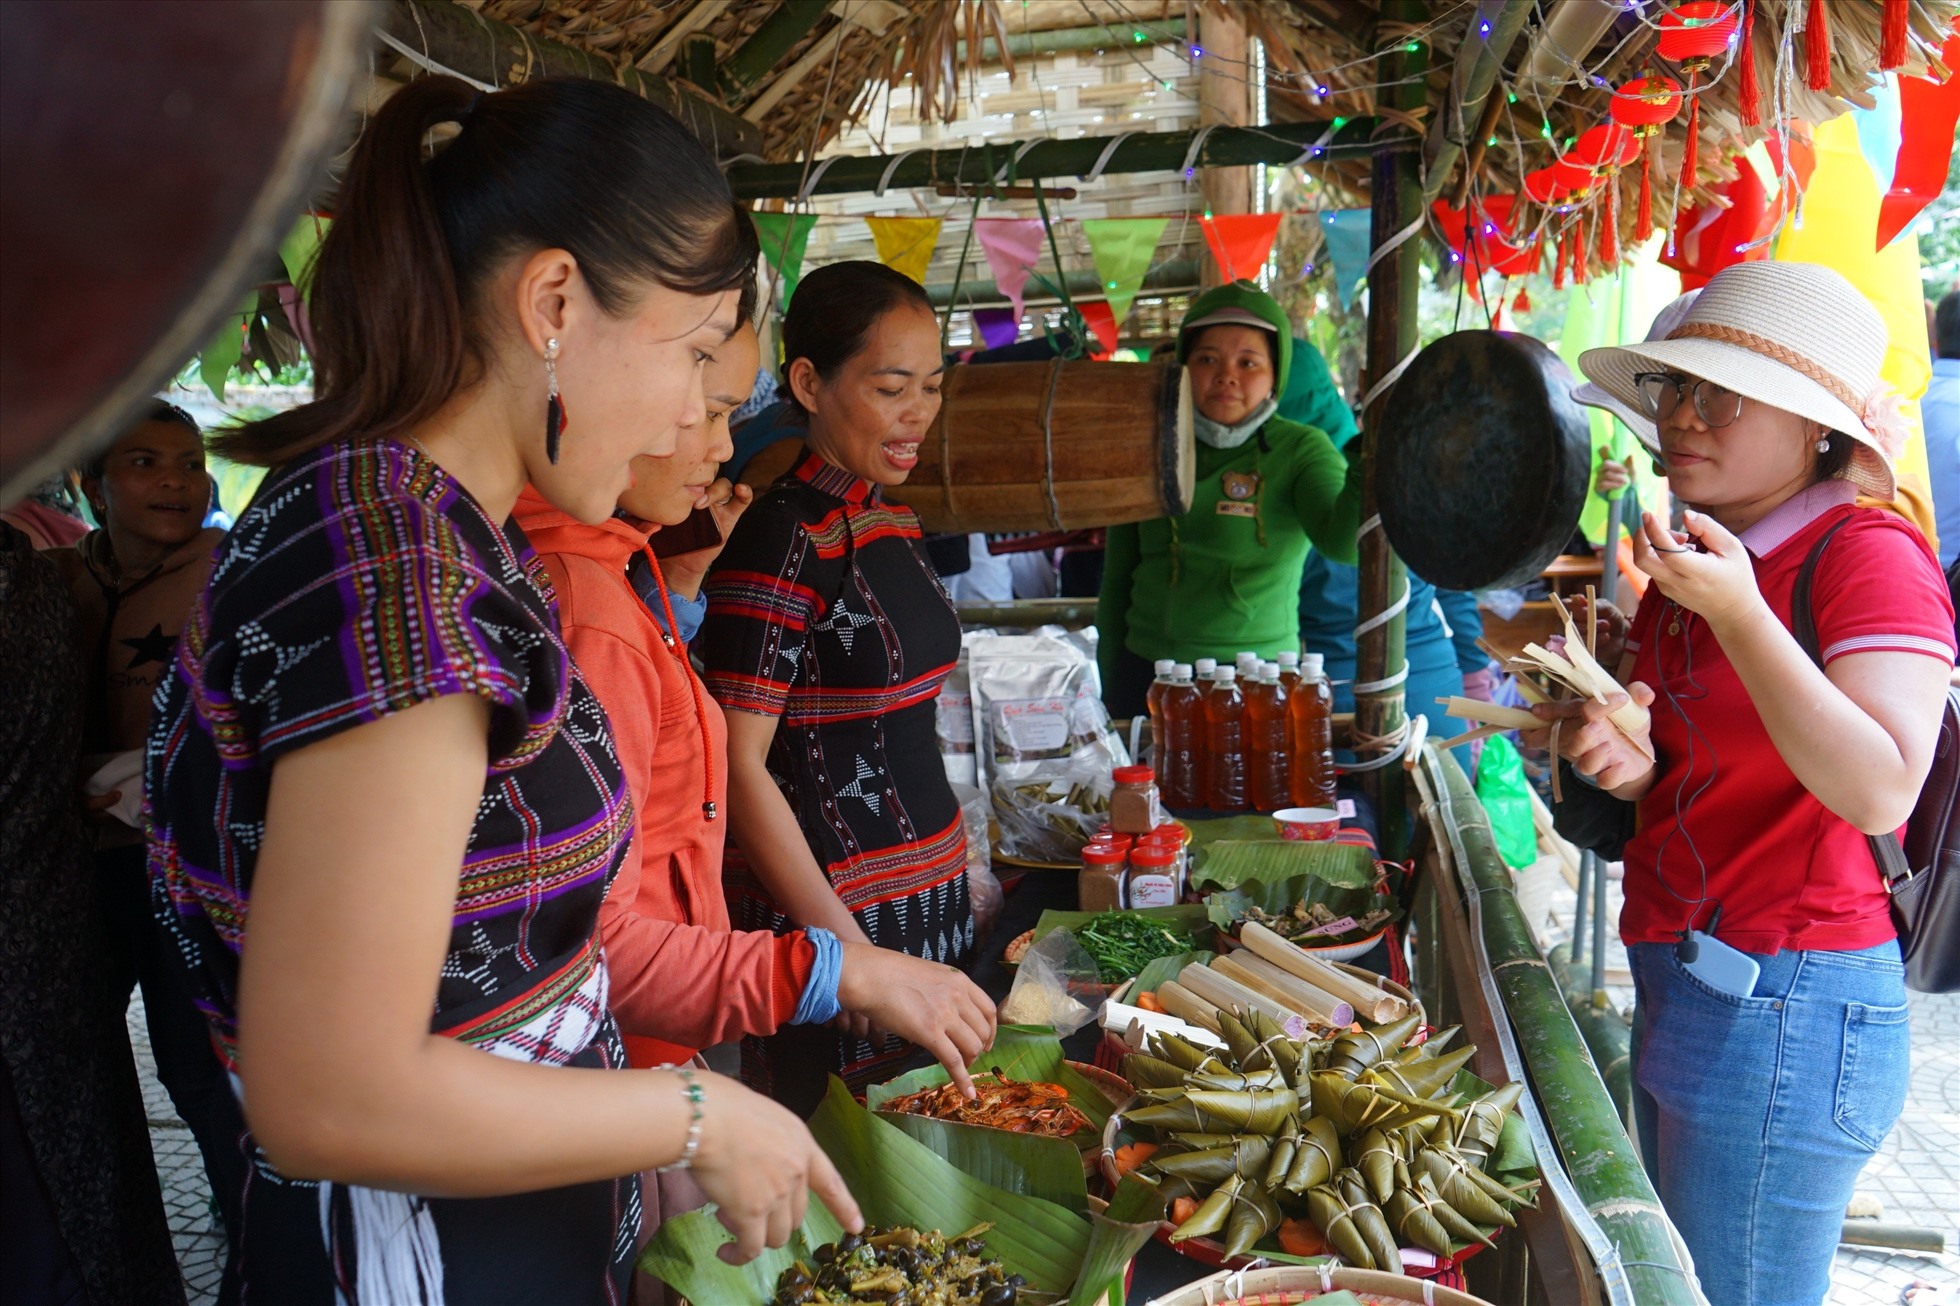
top-left (995, 697), bottom-right (1073, 753)
top-left (1303, 915), bottom-right (1361, 938)
top-left (1337, 798), bottom-right (1356, 819)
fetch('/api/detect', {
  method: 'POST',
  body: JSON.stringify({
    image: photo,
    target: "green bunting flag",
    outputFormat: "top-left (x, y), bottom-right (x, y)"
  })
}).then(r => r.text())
top-left (1078, 217), bottom-right (1167, 326)
top-left (752, 211), bottom-right (818, 306)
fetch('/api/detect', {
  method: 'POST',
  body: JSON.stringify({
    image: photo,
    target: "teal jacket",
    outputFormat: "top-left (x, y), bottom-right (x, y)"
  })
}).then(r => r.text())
top-left (1097, 282), bottom-right (1361, 678)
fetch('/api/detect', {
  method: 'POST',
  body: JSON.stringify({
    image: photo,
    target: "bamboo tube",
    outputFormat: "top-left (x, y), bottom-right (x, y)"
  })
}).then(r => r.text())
top-left (1177, 964), bottom-right (1295, 1031)
top-left (1436, 697), bottom-right (1542, 732)
top-left (1155, 980), bottom-right (1224, 1034)
top-left (1211, 952), bottom-right (1356, 1028)
top-left (1240, 922), bottom-right (1409, 1022)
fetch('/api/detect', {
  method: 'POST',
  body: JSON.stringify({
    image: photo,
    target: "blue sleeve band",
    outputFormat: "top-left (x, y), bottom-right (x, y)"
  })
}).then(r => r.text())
top-left (669, 588), bottom-right (707, 645)
top-left (791, 927), bottom-right (844, 1026)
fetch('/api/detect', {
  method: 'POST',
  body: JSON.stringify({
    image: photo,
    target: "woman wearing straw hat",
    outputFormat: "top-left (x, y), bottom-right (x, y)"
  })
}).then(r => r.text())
top-left (1533, 261), bottom-right (1954, 1305)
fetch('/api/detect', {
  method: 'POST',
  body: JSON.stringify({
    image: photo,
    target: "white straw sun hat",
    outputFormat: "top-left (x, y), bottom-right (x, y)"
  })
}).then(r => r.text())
top-left (1570, 291), bottom-right (1699, 455)
top-left (1577, 262), bottom-right (1900, 500)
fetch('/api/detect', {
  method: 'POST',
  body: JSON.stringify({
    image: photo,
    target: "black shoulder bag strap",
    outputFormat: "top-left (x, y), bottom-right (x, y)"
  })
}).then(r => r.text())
top-left (1788, 517), bottom-right (1913, 886)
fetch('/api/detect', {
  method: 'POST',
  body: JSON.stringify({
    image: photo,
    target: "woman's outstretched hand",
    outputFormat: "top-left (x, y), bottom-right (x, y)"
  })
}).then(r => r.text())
top-left (687, 1070), bottom-right (862, 1263)
top-left (835, 943), bottom-right (997, 1099)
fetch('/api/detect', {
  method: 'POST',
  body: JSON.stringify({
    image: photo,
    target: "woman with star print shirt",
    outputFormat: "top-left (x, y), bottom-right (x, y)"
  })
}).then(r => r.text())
top-left (699, 263), bottom-right (980, 1115)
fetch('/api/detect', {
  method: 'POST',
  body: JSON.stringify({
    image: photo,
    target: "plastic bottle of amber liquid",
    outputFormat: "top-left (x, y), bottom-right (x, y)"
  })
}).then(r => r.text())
top-left (1246, 661), bottom-right (1292, 812)
top-left (1204, 665), bottom-right (1247, 812)
top-left (1159, 664), bottom-right (1203, 808)
top-left (1288, 652), bottom-right (1338, 809)
top-left (1189, 658), bottom-right (1218, 805)
top-left (1145, 657), bottom-right (1175, 767)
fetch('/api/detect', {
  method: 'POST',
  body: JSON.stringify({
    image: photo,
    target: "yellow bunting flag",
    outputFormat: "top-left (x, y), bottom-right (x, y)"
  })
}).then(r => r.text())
top-left (865, 216), bottom-right (942, 285)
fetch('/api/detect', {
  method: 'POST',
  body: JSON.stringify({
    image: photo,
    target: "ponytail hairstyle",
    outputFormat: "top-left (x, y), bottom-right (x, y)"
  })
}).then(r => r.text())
top-left (778, 260), bottom-right (935, 417)
top-left (216, 76), bottom-right (758, 467)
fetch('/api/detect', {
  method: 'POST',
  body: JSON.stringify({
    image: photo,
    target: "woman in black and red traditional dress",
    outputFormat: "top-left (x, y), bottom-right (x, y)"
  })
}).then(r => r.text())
top-left (700, 262), bottom-right (977, 1115)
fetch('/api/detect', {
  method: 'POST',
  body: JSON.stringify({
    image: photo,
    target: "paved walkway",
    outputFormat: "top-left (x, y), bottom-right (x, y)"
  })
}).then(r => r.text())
top-left (136, 923), bottom-right (1957, 1305)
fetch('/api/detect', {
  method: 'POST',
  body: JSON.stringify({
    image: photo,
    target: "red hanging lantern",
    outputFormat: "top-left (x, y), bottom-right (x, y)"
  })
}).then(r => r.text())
top-left (1571, 123), bottom-right (1642, 174)
top-left (1525, 165), bottom-right (1585, 206)
top-left (1656, 1), bottom-right (1739, 73)
top-left (1610, 75), bottom-right (1682, 243)
top-left (1656, 2), bottom-right (1738, 185)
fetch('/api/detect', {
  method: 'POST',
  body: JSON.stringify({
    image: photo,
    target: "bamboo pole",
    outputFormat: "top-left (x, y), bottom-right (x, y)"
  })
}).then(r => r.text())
top-left (1422, 1), bottom-right (1535, 202)
top-left (1354, 1), bottom-right (1425, 854)
top-left (1210, 952), bottom-right (1355, 1028)
top-left (724, 118), bottom-right (1380, 200)
top-left (1424, 747), bottom-right (1697, 1303)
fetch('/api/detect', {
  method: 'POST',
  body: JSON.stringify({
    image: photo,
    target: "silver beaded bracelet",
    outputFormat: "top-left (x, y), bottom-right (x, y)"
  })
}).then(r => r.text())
top-left (657, 1067), bottom-right (707, 1173)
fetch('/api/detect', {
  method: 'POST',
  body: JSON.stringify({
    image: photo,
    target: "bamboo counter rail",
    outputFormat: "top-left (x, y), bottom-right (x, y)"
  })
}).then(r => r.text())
top-left (1413, 745), bottom-right (1700, 1306)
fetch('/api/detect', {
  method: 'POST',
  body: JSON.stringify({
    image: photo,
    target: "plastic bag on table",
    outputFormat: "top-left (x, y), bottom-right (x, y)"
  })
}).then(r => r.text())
top-left (950, 782), bottom-right (1003, 941)
top-left (990, 757), bottom-right (1112, 865)
top-left (1476, 734), bottom-right (1539, 869)
top-left (997, 927), bottom-right (1105, 1035)
top-left (967, 631), bottom-right (1127, 790)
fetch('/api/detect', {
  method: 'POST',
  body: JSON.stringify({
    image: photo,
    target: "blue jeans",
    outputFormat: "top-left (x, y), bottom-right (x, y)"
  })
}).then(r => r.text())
top-left (1628, 939), bottom-right (1910, 1306)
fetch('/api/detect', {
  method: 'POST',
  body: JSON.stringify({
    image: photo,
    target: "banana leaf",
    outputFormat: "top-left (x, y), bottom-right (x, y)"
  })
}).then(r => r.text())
top-left (1202, 878), bottom-right (1398, 941)
top-left (874, 1112), bottom-right (1090, 1215)
top-left (865, 1024), bottom-right (1120, 1137)
top-left (1189, 838), bottom-right (1377, 893)
top-left (643, 1080), bottom-right (1159, 1306)
top-left (1130, 949), bottom-right (1213, 997)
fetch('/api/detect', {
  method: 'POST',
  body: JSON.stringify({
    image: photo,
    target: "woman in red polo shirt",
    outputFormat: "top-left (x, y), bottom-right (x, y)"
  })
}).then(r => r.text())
top-left (1537, 263), bottom-right (1954, 1306)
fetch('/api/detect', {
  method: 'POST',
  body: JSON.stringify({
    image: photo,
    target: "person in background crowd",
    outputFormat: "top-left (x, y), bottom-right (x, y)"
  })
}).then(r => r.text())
top-left (1925, 291), bottom-right (1958, 571)
top-left (1280, 336), bottom-right (1489, 757)
top-left (143, 76), bottom-right (856, 1302)
top-left (46, 401), bottom-right (247, 1273)
top-left (1096, 281), bottom-right (1362, 718)
top-left (0, 521), bottom-right (184, 1306)
top-left (1538, 262), bottom-right (1953, 1306)
top-left (701, 262), bottom-right (981, 1116)
top-left (1, 471), bottom-right (89, 549)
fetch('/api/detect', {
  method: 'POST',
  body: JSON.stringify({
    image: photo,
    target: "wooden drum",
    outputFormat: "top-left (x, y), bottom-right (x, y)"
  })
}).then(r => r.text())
top-left (887, 358), bottom-right (1194, 535)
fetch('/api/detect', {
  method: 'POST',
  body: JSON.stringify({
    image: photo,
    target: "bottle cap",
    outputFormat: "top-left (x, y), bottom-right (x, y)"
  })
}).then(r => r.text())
top-left (1153, 659), bottom-right (1176, 676)
top-left (1277, 650), bottom-right (1300, 668)
top-left (1194, 657), bottom-right (1218, 675)
top-left (1261, 662), bottom-right (1281, 681)
top-left (1112, 765), bottom-right (1155, 785)
top-left (1144, 824), bottom-right (1186, 844)
top-left (1081, 846), bottom-right (1127, 867)
top-left (1173, 663), bottom-right (1194, 680)
top-left (1302, 652), bottom-right (1326, 676)
top-left (1236, 652), bottom-right (1260, 672)
top-left (1212, 666), bottom-right (1236, 683)
top-left (1129, 844), bottom-right (1178, 868)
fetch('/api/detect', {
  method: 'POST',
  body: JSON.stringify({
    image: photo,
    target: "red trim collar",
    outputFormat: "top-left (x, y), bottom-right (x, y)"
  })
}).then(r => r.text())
top-left (793, 449), bottom-right (880, 506)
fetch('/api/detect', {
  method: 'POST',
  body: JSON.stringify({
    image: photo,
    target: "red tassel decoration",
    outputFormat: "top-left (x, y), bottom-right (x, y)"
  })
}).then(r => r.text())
top-left (1514, 288), bottom-right (1531, 314)
top-left (1805, 0), bottom-right (1832, 91)
top-left (1681, 92), bottom-right (1700, 180)
top-left (1599, 184), bottom-right (1618, 268)
top-left (1880, 0), bottom-right (1909, 69)
top-left (1636, 151), bottom-right (1655, 241)
top-left (1738, 0), bottom-right (1761, 125)
top-left (1553, 229), bottom-right (1568, 290)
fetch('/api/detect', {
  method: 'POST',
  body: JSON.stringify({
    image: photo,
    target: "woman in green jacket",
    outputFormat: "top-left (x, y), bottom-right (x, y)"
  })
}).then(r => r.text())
top-left (1097, 280), bottom-right (1361, 716)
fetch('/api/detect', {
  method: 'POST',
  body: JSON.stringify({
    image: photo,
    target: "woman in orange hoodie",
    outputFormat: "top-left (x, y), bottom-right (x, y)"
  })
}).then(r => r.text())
top-left (518, 322), bottom-right (996, 1084)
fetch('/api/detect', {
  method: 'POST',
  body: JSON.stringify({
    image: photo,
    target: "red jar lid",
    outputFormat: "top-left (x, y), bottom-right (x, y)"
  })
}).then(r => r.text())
top-left (1129, 845), bottom-right (1178, 868)
top-left (1143, 825), bottom-right (1185, 844)
top-left (1112, 765), bottom-right (1156, 785)
top-left (1081, 846), bottom-right (1128, 867)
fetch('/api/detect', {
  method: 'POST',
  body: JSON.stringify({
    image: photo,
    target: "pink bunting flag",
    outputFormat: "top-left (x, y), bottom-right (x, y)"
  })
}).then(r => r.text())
top-left (973, 218), bottom-right (1047, 331)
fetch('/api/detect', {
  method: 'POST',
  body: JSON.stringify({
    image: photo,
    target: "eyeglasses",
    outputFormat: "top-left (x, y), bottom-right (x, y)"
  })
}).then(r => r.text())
top-left (1632, 371), bottom-right (1744, 428)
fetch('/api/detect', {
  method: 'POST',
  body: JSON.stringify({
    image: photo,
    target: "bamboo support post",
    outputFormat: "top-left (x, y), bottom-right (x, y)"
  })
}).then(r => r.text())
top-left (1239, 922), bottom-right (1409, 1023)
top-left (1354, 0), bottom-right (1426, 855)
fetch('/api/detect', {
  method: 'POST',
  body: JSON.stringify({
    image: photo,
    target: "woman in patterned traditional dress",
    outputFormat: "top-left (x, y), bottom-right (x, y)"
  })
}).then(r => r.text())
top-left (142, 76), bottom-right (855, 1304)
top-left (700, 263), bottom-right (978, 1115)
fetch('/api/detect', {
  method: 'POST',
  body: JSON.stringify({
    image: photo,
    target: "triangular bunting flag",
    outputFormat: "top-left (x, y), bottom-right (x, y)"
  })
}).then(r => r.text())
top-left (1315, 210), bottom-right (1372, 309)
top-left (752, 212), bottom-right (818, 306)
top-left (1877, 28), bottom-right (1960, 249)
top-left (973, 218), bottom-right (1047, 331)
top-left (1079, 217), bottom-right (1167, 326)
top-left (1198, 213), bottom-right (1283, 283)
top-left (1077, 300), bottom-right (1120, 358)
top-left (972, 305), bottom-right (1020, 351)
top-left (865, 216), bottom-right (942, 285)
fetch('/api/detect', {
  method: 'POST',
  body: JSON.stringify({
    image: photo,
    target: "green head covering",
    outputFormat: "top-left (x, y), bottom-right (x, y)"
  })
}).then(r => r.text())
top-left (1176, 279), bottom-right (1293, 395)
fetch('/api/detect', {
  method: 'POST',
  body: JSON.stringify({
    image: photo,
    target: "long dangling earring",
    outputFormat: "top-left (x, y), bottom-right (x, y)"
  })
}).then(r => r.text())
top-left (544, 338), bottom-right (565, 465)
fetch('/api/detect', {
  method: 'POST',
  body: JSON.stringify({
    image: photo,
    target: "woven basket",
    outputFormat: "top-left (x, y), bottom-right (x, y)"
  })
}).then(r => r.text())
top-left (1146, 1262), bottom-right (1498, 1306)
